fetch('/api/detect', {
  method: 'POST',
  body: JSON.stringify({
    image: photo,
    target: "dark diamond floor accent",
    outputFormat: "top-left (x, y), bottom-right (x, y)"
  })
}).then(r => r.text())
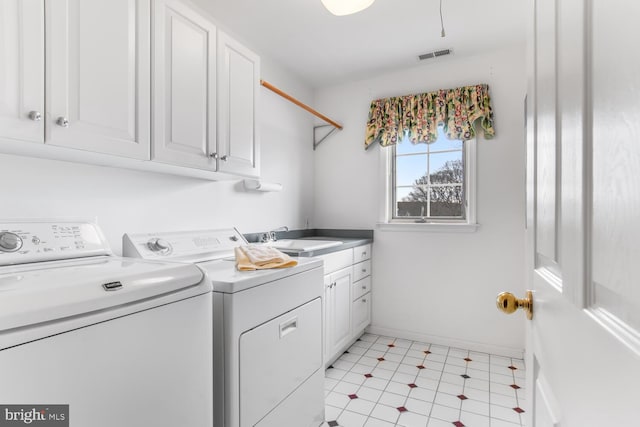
top-left (327, 421), bottom-right (339, 427)
top-left (464, 357), bottom-right (472, 362)
top-left (508, 365), bottom-right (518, 370)
top-left (348, 394), bottom-right (358, 400)
top-left (408, 383), bottom-right (417, 388)
top-left (377, 357), bottom-right (385, 361)
top-left (514, 407), bottom-right (525, 413)
top-left (396, 406), bottom-right (407, 412)
top-left (388, 344), bottom-right (395, 348)
top-left (460, 374), bottom-right (470, 379)
top-left (510, 384), bottom-right (521, 389)
top-left (364, 373), bottom-right (373, 378)
top-left (453, 422), bottom-right (465, 427)
top-left (417, 365), bottom-right (426, 369)
top-left (457, 394), bottom-right (468, 400)
top-left (424, 350), bottom-right (432, 355)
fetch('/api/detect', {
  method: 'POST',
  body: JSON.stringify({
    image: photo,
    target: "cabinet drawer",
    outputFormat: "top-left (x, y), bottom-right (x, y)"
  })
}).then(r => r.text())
top-left (353, 244), bottom-right (371, 263)
top-left (352, 293), bottom-right (371, 335)
top-left (352, 259), bottom-right (371, 282)
top-left (320, 249), bottom-right (353, 275)
top-left (352, 276), bottom-right (371, 300)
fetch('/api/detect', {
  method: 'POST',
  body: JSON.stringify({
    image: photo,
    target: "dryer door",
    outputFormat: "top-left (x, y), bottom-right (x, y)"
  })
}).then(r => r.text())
top-left (239, 297), bottom-right (322, 426)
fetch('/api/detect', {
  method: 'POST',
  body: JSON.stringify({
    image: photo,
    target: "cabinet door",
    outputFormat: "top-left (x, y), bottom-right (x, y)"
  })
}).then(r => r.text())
top-left (0, 0), bottom-right (44, 143)
top-left (152, 0), bottom-right (216, 170)
top-left (217, 30), bottom-right (260, 177)
top-left (46, 0), bottom-right (150, 159)
top-left (327, 267), bottom-right (352, 359)
top-left (352, 293), bottom-right (371, 337)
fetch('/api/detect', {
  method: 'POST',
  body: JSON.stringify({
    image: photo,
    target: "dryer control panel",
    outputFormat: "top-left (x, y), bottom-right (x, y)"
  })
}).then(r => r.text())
top-left (123, 228), bottom-right (248, 263)
top-left (0, 221), bottom-right (111, 265)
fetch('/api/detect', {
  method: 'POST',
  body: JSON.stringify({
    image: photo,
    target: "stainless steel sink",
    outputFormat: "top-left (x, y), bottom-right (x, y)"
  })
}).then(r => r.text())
top-left (264, 239), bottom-right (343, 252)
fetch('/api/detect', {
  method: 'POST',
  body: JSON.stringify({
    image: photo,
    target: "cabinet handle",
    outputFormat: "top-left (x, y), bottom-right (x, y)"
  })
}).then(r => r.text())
top-left (220, 155), bottom-right (228, 161)
top-left (28, 111), bottom-right (42, 121)
top-left (209, 153), bottom-right (218, 159)
top-left (361, 268), bottom-right (367, 273)
top-left (56, 117), bottom-right (69, 128)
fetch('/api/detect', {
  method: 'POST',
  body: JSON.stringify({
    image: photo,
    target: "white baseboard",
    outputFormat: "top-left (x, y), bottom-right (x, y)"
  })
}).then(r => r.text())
top-left (365, 325), bottom-right (525, 359)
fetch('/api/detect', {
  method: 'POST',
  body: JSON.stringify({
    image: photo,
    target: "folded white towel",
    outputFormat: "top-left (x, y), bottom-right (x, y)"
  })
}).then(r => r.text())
top-left (234, 245), bottom-right (298, 271)
top-left (242, 245), bottom-right (289, 265)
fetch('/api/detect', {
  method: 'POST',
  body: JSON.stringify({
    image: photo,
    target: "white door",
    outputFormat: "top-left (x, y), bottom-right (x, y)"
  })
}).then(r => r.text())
top-left (217, 30), bottom-right (260, 178)
top-left (521, 0), bottom-right (640, 425)
top-left (152, 0), bottom-right (217, 170)
top-left (0, 0), bottom-right (44, 143)
top-left (326, 267), bottom-right (352, 360)
top-left (46, 0), bottom-right (150, 159)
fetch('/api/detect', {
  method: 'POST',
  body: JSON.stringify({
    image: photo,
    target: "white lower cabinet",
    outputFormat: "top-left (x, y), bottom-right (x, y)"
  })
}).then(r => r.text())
top-left (324, 267), bottom-right (352, 363)
top-left (321, 244), bottom-right (372, 366)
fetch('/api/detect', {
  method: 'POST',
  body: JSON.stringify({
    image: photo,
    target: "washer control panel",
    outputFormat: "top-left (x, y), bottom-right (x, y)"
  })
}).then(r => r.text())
top-left (123, 228), bottom-right (247, 262)
top-left (0, 221), bottom-right (111, 266)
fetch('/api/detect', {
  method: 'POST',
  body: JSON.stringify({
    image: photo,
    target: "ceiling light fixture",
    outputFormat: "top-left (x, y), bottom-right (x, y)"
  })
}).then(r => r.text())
top-left (321, 0), bottom-right (375, 16)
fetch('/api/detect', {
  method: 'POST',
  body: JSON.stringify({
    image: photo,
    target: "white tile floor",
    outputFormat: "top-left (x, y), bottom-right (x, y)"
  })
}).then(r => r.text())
top-left (322, 334), bottom-right (526, 427)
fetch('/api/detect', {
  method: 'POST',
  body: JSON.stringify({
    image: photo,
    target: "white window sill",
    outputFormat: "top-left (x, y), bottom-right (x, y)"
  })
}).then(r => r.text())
top-left (376, 222), bottom-right (480, 233)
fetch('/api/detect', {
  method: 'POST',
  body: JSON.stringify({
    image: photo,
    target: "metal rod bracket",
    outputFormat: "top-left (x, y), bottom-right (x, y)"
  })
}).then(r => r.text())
top-left (313, 125), bottom-right (340, 150)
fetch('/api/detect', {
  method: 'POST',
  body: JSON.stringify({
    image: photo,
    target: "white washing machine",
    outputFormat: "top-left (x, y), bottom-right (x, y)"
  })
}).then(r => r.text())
top-left (123, 228), bottom-right (325, 427)
top-left (0, 220), bottom-right (213, 427)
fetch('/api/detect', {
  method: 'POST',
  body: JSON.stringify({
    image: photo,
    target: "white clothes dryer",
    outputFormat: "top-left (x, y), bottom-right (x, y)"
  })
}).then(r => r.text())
top-left (0, 220), bottom-right (213, 427)
top-left (123, 228), bottom-right (325, 427)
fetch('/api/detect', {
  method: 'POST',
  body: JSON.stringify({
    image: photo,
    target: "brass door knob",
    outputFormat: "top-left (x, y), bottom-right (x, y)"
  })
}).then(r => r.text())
top-left (496, 290), bottom-right (533, 320)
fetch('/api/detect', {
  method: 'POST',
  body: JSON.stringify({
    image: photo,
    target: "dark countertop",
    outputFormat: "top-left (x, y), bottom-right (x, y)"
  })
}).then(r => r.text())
top-left (243, 228), bottom-right (373, 257)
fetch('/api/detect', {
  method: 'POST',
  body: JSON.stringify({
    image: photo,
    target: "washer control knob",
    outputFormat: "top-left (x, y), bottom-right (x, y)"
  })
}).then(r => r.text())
top-left (0, 232), bottom-right (23, 252)
top-left (147, 238), bottom-right (172, 255)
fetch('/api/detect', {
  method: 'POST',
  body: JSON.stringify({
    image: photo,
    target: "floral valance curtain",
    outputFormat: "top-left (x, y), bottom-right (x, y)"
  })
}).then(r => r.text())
top-left (364, 83), bottom-right (495, 150)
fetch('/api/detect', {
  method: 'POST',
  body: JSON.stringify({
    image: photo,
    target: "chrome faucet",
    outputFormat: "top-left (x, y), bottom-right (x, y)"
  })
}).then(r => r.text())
top-left (261, 226), bottom-right (289, 243)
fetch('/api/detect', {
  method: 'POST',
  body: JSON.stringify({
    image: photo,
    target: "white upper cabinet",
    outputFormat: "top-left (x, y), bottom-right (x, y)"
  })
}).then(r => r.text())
top-left (0, 0), bottom-right (45, 143)
top-left (46, 0), bottom-right (151, 160)
top-left (0, 0), bottom-right (261, 179)
top-left (217, 31), bottom-right (260, 178)
top-left (152, 0), bottom-right (217, 170)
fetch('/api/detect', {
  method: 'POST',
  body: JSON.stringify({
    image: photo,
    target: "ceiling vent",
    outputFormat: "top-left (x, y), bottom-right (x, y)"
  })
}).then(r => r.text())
top-left (418, 49), bottom-right (452, 61)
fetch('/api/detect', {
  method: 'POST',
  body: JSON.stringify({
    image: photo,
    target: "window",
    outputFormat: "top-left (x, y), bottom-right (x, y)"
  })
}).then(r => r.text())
top-left (382, 126), bottom-right (477, 229)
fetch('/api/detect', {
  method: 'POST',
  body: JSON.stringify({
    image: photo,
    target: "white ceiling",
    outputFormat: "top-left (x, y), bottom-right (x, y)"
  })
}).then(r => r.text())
top-left (205, 0), bottom-right (526, 88)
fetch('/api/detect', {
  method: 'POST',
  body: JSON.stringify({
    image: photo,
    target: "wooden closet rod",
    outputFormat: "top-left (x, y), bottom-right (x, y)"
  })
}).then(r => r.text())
top-left (260, 80), bottom-right (343, 130)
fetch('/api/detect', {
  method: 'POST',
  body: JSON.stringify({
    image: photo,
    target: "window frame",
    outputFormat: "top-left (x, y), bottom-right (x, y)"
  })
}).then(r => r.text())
top-left (378, 136), bottom-right (478, 232)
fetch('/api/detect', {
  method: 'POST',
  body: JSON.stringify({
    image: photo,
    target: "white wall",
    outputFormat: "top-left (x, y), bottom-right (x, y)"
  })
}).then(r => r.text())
top-left (313, 45), bottom-right (527, 355)
top-left (0, 42), bottom-right (315, 254)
